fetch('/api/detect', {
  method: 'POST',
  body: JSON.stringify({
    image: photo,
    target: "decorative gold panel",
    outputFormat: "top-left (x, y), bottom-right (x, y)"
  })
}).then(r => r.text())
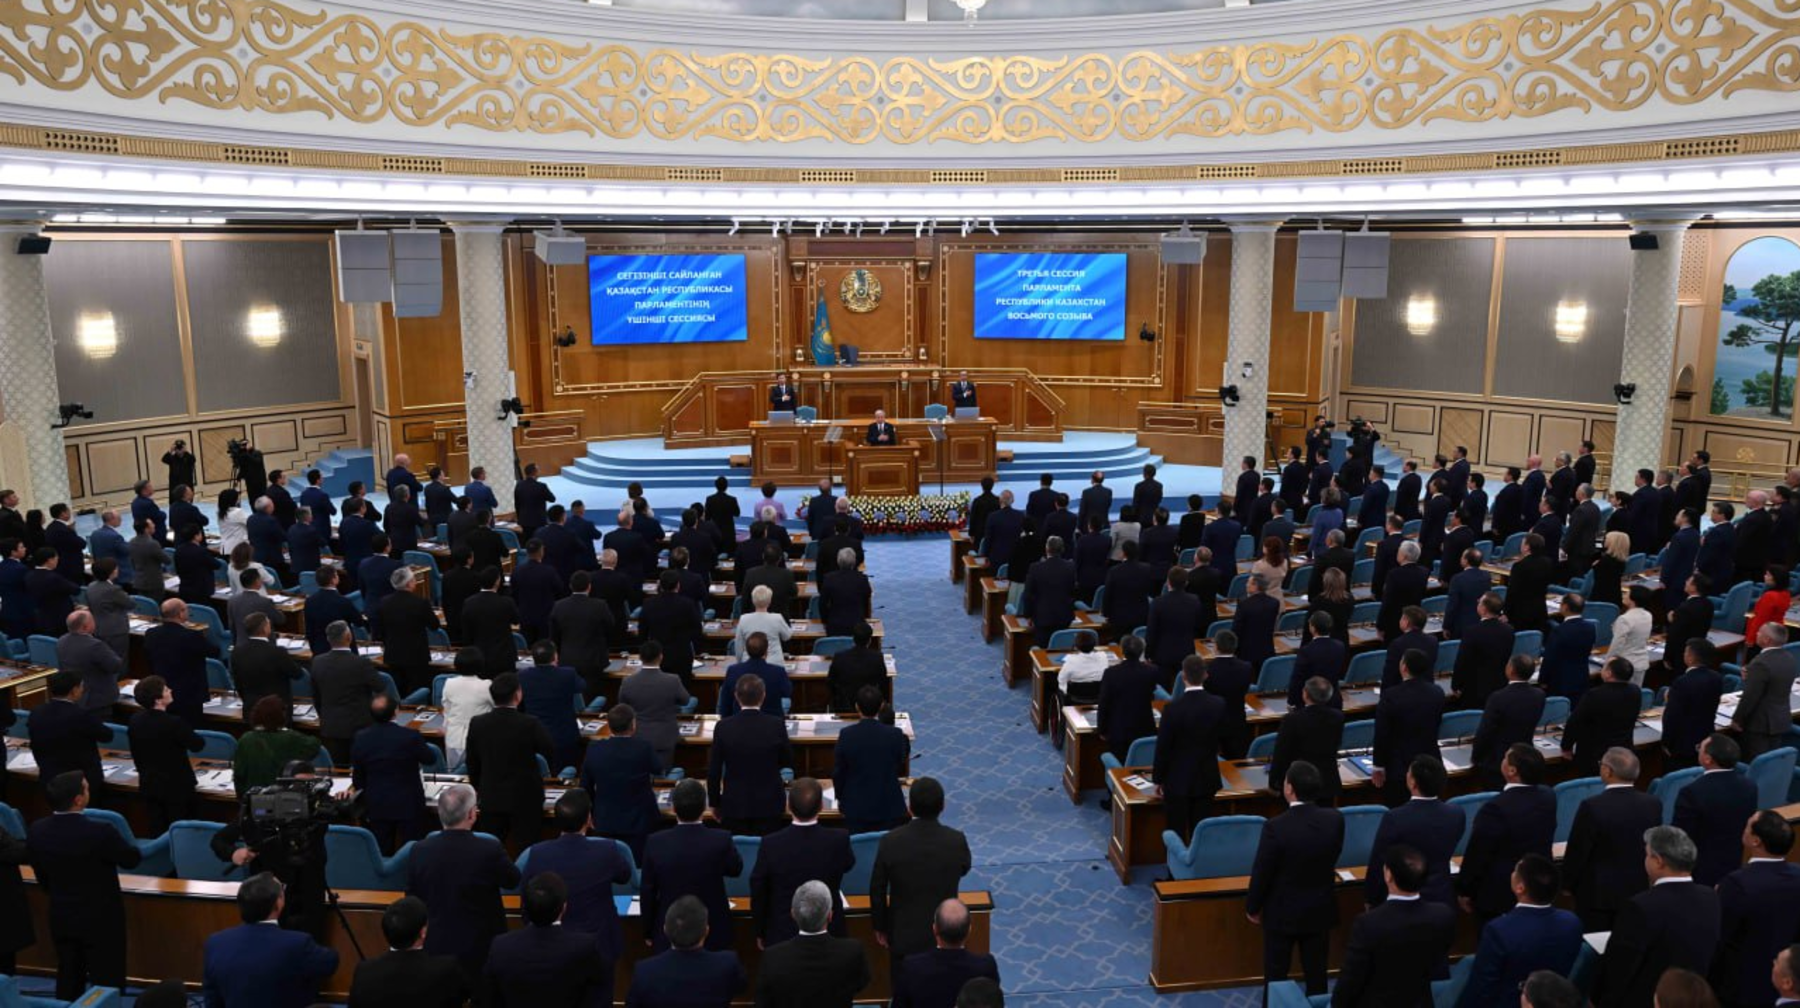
top-left (2, 0), bottom-right (1798, 146)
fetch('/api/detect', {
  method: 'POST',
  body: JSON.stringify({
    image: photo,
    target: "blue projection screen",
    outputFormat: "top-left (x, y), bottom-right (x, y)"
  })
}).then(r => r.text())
top-left (588, 253), bottom-right (749, 345)
top-left (972, 252), bottom-right (1128, 340)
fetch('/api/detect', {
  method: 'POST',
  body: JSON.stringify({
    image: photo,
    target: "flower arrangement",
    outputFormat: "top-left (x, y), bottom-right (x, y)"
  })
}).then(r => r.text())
top-left (800, 491), bottom-right (971, 534)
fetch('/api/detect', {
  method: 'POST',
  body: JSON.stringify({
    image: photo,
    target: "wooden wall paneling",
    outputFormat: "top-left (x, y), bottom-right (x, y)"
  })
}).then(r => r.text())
top-left (250, 420), bottom-right (298, 457)
top-left (1392, 404), bottom-right (1435, 435)
top-left (1485, 411), bottom-right (1535, 467)
top-left (712, 383), bottom-right (756, 434)
top-left (302, 415), bottom-right (348, 439)
top-left (668, 397), bottom-right (706, 438)
top-left (1344, 400), bottom-right (1391, 425)
top-left (1700, 429), bottom-right (1793, 470)
top-left (198, 425), bottom-right (247, 485)
top-left (1537, 416), bottom-right (1587, 460)
top-left (1589, 421), bottom-right (1616, 455)
top-left (387, 237), bottom-right (465, 416)
top-left (804, 260), bottom-right (914, 361)
top-left (84, 438), bottom-right (142, 496)
top-left (64, 445), bottom-right (83, 500)
top-left (1438, 408), bottom-right (1484, 460)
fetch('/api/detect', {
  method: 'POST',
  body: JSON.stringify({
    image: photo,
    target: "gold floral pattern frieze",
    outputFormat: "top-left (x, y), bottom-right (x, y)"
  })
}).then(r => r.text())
top-left (0, 0), bottom-right (1797, 145)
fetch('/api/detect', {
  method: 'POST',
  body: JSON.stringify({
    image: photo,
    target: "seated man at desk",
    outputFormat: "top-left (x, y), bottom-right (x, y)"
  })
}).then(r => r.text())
top-left (867, 410), bottom-right (898, 446)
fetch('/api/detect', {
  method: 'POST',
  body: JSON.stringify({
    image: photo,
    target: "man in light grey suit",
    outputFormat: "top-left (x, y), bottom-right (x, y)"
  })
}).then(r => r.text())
top-left (84, 558), bottom-right (134, 661)
top-left (226, 566), bottom-right (285, 640)
top-left (617, 640), bottom-right (692, 773)
top-left (58, 610), bottom-right (126, 712)
top-left (128, 516), bottom-right (168, 600)
top-left (1733, 622), bottom-right (1798, 759)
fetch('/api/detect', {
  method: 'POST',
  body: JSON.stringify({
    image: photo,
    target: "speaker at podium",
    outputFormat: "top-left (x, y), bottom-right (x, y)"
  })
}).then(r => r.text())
top-left (844, 443), bottom-right (919, 496)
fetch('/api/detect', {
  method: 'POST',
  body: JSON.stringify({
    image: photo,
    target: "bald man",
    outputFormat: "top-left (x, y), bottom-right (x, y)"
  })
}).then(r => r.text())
top-left (142, 598), bottom-right (219, 725)
top-left (1736, 488), bottom-right (1775, 585)
top-left (59, 611), bottom-right (126, 712)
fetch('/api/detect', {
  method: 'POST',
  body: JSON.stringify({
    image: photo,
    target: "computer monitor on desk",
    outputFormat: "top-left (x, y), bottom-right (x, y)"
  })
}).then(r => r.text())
top-left (767, 411), bottom-right (795, 425)
top-left (954, 407), bottom-right (980, 421)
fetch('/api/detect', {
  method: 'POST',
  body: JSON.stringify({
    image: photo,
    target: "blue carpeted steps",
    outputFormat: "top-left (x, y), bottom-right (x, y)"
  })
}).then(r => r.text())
top-left (994, 436), bottom-right (1162, 484)
top-left (295, 448), bottom-right (374, 498)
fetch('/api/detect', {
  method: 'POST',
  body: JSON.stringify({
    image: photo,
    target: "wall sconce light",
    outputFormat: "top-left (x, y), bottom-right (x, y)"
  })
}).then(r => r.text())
top-left (1613, 382), bottom-right (1637, 405)
top-left (553, 326), bottom-right (578, 348)
top-left (77, 311), bottom-right (117, 359)
top-left (246, 306), bottom-right (284, 348)
top-left (1404, 295), bottom-right (1437, 336)
top-left (1554, 301), bottom-right (1588, 343)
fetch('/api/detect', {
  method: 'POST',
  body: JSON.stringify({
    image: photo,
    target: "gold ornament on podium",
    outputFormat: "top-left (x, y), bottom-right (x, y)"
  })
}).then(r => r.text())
top-left (839, 269), bottom-right (882, 313)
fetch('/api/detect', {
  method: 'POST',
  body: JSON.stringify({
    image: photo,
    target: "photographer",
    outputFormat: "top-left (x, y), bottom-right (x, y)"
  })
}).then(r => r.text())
top-left (211, 759), bottom-right (359, 937)
top-left (1304, 415), bottom-right (1334, 472)
top-left (162, 440), bottom-right (196, 500)
top-left (228, 438), bottom-right (268, 501)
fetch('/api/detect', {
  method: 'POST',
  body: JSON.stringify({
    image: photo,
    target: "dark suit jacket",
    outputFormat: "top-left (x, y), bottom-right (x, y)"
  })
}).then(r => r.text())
top-left (466, 706), bottom-right (553, 817)
top-left (826, 646), bottom-right (886, 714)
top-left (462, 591), bottom-right (522, 678)
top-left (1101, 560), bottom-right (1157, 635)
top-left (1096, 659), bottom-right (1161, 762)
top-left (27, 699), bottom-right (109, 794)
top-left (755, 931), bottom-right (870, 1008)
top-left (303, 589), bottom-right (364, 655)
top-left (1377, 565), bottom-right (1428, 640)
top-left (1144, 590), bottom-right (1203, 673)
top-left (1714, 858), bottom-right (1800, 1005)
top-left (44, 521), bottom-right (84, 583)
top-left (1332, 896), bottom-right (1456, 1008)
top-left (642, 823), bottom-right (744, 950)
top-left (1380, 631), bottom-right (1438, 690)
top-left (967, 492), bottom-right (1000, 544)
top-left (580, 736), bottom-right (661, 840)
top-left (865, 421), bottom-right (897, 446)
top-left (707, 708), bottom-right (791, 823)
top-left (892, 947), bottom-right (1001, 1008)
top-left (483, 927), bottom-right (610, 1008)
top-left (407, 829), bottom-right (522, 967)
top-left (27, 811), bottom-right (142, 938)
top-left (1461, 905), bottom-right (1584, 1008)
top-left (1203, 656), bottom-right (1254, 759)
top-left (349, 948), bottom-right (468, 1008)
top-left (203, 920), bottom-right (339, 1008)
top-left (1540, 618), bottom-right (1597, 700)
top-left (1471, 682), bottom-right (1546, 776)
top-left (1597, 881), bottom-right (1720, 1008)
top-left (512, 560), bottom-right (568, 637)
top-left (1364, 798), bottom-right (1463, 907)
top-left (1661, 526), bottom-right (1700, 600)
top-left (832, 719), bottom-right (909, 829)
top-left (1663, 594), bottom-right (1714, 674)
top-left (1290, 637), bottom-right (1348, 708)
top-left (640, 593), bottom-right (705, 677)
top-left (1231, 592), bottom-right (1281, 671)
top-left (1672, 769), bottom-right (1759, 886)
top-left (1452, 618), bottom-right (1513, 710)
top-left (751, 823), bottom-right (856, 945)
top-left (982, 508), bottom-right (1024, 569)
top-left (1138, 523), bottom-right (1180, 577)
top-left (25, 566), bottom-right (77, 635)
top-left (1563, 785), bottom-right (1662, 923)
top-left (229, 636), bottom-right (304, 714)
top-left (1561, 680), bottom-right (1640, 775)
top-left (871, 818), bottom-right (972, 957)
top-left (513, 479), bottom-right (556, 530)
top-left (1371, 677), bottom-right (1445, 782)
top-left (626, 947), bottom-right (745, 1006)
top-left (1698, 522), bottom-right (1736, 590)
top-left (351, 720), bottom-right (434, 819)
top-left (820, 568), bottom-right (872, 637)
top-left (1660, 667), bottom-right (1722, 760)
top-left (521, 662), bottom-right (584, 761)
top-left (1153, 687), bottom-right (1225, 799)
top-left (379, 590), bottom-right (440, 688)
top-left (550, 593), bottom-right (616, 684)
top-left (1456, 785), bottom-right (1555, 917)
top-left (1269, 703), bottom-right (1345, 804)
top-left (127, 707), bottom-right (202, 803)
top-left (1072, 485), bottom-right (1112, 531)
top-left (1132, 478), bottom-right (1164, 521)
top-left (522, 833), bottom-right (633, 960)
top-left (1503, 554), bottom-right (1554, 630)
top-left (1736, 507), bottom-right (1775, 583)
top-left (143, 621), bottom-right (219, 725)
top-left (311, 647), bottom-right (382, 742)
top-left (1490, 483), bottom-right (1525, 540)
top-left (1442, 567), bottom-right (1489, 638)
top-left (1246, 803), bottom-right (1345, 935)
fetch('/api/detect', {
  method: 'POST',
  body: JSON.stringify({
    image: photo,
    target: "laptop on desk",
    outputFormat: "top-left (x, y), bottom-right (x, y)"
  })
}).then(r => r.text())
top-left (767, 411), bottom-right (795, 425)
top-left (954, 407), bottom-right (980, 420)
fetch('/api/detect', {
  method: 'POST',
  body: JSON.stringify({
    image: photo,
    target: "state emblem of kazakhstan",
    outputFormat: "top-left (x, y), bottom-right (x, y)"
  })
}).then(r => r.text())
top-left (839, 269), bottom-right (882, 313)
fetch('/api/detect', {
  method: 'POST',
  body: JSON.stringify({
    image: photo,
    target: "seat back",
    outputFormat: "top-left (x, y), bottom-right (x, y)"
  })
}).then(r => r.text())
top-left (497, 528), bottom-right (521, 551)
top-left (1227, 572), bottom-right (1251, 599)
top-left (1353, 527), bottom-right (1382, 555)
top-left (1432, 640), bottom-right (1459, 674)
top-left (1340, 719), bottom-right (1375, 751)
top-left (813, 636), bottom-right (854, 657)
top-left (1338, 805), bottom-right (1388, 867)
top-left (1511, 630), bottom-right (1543, 659)
top-left (375, 671), bottom-right (402, 704)
top-left (1350, 558), bottom-right (1374, 588)
top-left (131, 594), bottom-right (162, 619)
top-left (1167, 814), bottom-right (1265, 880)
top-left (795, 405), bottom-right (818, 422)
top-left (1553, 777), bottom-right (1605, 843)
top-left (1255, 655), bottom-right (1296, 694)
top-left (1717, 581), bottom-right (1758, 630)
top-left (0, 803), bottom-right (24, 840)
top-left (1450, 792), bottom-right (1497, 855)
top-left (170, 820), bottom-right (246, 880)
top-left (1420, 595), bottom-right (1449, 616)
top-left (325, 824), bottom-right (410, 891)
top-left (26, 635), bottom-right (57, 668)
top-left (195, 730), bottom-right (237, 761)
top-left (1282, 564), bottom-right (1313, 594)
top-left (1235, 535), bottom-right (1255, 562)
top-left (1344, 651), bottom-right (1386, 686)
top-left (1276, 609), bottom-right (1309, 634)
top-left (101, 721), bottom-right (130, 751)
top-left (1204, 618), bottom-right (1233, 641)
top-left (295, 571), bottom-right (320, 597)
top-left (923, 403), bottom-right (948, 420)
top-left (1539, 695), bottom-right (1571, 727)
top-left (1437, 709), bottom-right (1483, 742)
top-left (1247, 733), bottom-right (1279, 760)
top-left (403, 550), bottom-right (443, 605)
top-left (841, 831), bottom-right (887, 895)
top-left (1650, 766), bottom-right (1705, 823)
top-left (187, 603), bottom-right (230, 651)
top-left (1498, 532), bottom-right (1527, 559)
top-left (4, 709), bottom-right (26, 741)
top-left (1349, 601), bottom-right (1381, 627)
top-left (725, 835), bottom-right (761, 897)
top-left (1582, 603), bottom-right (1619, 647)
top-left (1749, 747), bottom-right (1799, 810)
top-left (205, 657), bottom-right (234, 693)
top-left (1045, 628), bottom-right (1083, 652)
top-left (1123, 736), bottom-right (1156, 767)
top-left (430, 673), bottom-right (454, 708)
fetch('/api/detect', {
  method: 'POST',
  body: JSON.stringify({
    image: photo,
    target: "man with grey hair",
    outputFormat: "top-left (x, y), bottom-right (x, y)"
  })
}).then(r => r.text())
top-left (406, 781), bottom-right (520, 984)
top-left (1595, 824), bottom-right (1721, 1008)
top-left (1563, 483), bottom-right (1602, 582)
top-left (821, 544), bottom-right (875, 638)
top-left (378, 563), bottom-right (440, 697)
top-left (754, 879), bottom-right (871, 1005)
top-left (226, 564), bottom-right (283, 639)
top-left (1735, 622), bottom-right (1798, 759)
top-left (1232, 571), bottom-right (1281, 671)
top-left (311, 618), bottom-right (381, 765)
top-left (1377, 539), bottom-right (1429, 641)
top-left (892, 898), bottom-right (1001, 1008)
top-left (984, 489), bottom-right (1024, 570)
top-left (246, 493), bottom-right (288, 581)
top-left (59, 610), bottom-right (125, 712)
top-left (1562, 746), bottom-right (1662, 930)
top-left (1267, 677), bottom-right (1345, 807)
top-left (1548, 451), bottom-right (1576, 517)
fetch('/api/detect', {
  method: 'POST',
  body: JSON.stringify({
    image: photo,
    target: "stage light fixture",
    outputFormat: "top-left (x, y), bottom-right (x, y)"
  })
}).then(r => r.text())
top-left (52, 402), bottom-right (93, 429)
top-left (1219, 384), bottom-right (1241, 408)
top-left (1613, 382), bottom-right (1637, 405)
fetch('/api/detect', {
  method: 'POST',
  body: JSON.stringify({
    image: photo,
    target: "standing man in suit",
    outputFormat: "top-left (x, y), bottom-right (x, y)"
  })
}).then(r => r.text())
top-left (1471, 656), bottom-right (1547, 790)
top-left (1490, 467), bottom-right (1525, 542)
top-left (512, 462), bottom-right (557, 543)
top-left (821, 548), bottom-right (874, 638)
top-left (618, 642), bottom-right (691, 774)
top-left (405, 783), bottom-right (522, 983)
top-left (231, 612), bottom-right (303, 714)
top-left (1662, 508), bottom-right (1702, 601)
top-left (1461, 854), bottom-right (1583, 1008)
top-left (421, 466), bottom-right (456, 530)
top-left (871, 778), bottom-right (973, 982)
top-left (950, 371), bottom-right (977, 409)
top-left (1453, 593), bottom-right (1514, 711)
top-left (550, 571), bottom-right (616, 699)
top-left (1699, 501), bottom-right (1739, 590)
top-left (756, 880), bottom-right (871, 1007)
top-left (1661, 639), bottom-right (1723, 770)
top-left (461, 566), bottom-right (521, 678)
top-left (378, 567), bottom-right (440, 698)
top-left (1539, 595), bottom-right (1597, 701)
top-left (1662, 573), bottom-right (1715, 680)
top-left (1562, 747), bottom-right (1663, 931)
top-left (143, 597), bottom-right (219, 726)
top-left (1596, 825), bottom-right (1722, 1008)
top-left (1736, 489), bottom-right (1776, 586)
top-left (642, 570), bottom-right (706, 685)
top-left (1144, 566), bottom-right (1203, 681)
top-left (1332, 844), bottom-right (1456, 1008)
top-left (1417, 479), bottom-right (1452, 571)
top-left (85, 510), bottom-right (128, 582)
top-left (708, 673), bottom-right (792, 836)
top-left (1457, 744), bottom-right (1556, 923)
top-left (1132, 463), bottom-right (1163, 522)
top-left (891, 898), bottom-right (1000, 1008)
top-left (1733, 622), bottom-right (1798, 758)
top-left (355, 533), bottom-right (403, 630)
top-left (1095, 634), bottom-right (1160, 760)
top-left (580, 705), bottom-right (662, 860)
top-left (227, 566), bottom-right (283, 637)
top-left (1442, 548), bottom-right (1490, 639)
top-left (127, 517), bottom-right (167, 601)
top-left (130, 478), bottom-right (167, 544)
top-left (1377, 542), bottom-right (1429, 641)
top-left (1025, 474), bottom-right (1057, 524)
top-left (1231, 573), bottom-right (1281, 672)
top-left (642, 780), bottom-right (744, 952)
top-left (982, 490), bottom-right (1024, 571)
top-left (1391, 459), bottom-right (1422, 522)
top-left (1246, 762), bottom-right (1345, 997)
top-left (351, 694), bottom-right (435, 854)
top-left (1713, 810), bottom-right (1800, 1008)
top-left (866, 409), bottom-right (898, 446)
top-left (1153, 655), bottom-right (1226, 844)
top-left (1077, 471), bottom-right (1112, 531)
top-left (59, 611), bottom-right (125, 712)
top-left (752, 778), bottom-right (856, 947)
top-left (383, 454), bottom-right (423, 502)
top-left (1562, 484), bottom-right (1602, 582)
top-left (1230, 456), bottom-right (1261, 523)
top-left (1673, 732), bottom-right (1760, 886)
top-left (1504, 534), bottom-right (1555, 632)
top-left (347, 897), bottom-right (468, 1008)
top-left (1269, 678), bottom-right (1346, 807)
top-left (28, 672), bottom-right (110, 801)
top-left (286, 507), bottom-right (325, 576)
top-left (203, 871), bottom-right (339, 1008)
top-left (515, 794), bottom-right (632, 1000)
top-left (1102, 540), bottom-right (1157, 640)
top-left (1518, 455), bottom-right (1547, 527)
top-left (126, 676), bottom-right (202, 833)
top-left (302, 565), bottom-right (363, 653)
top-left (28, 771), bottom-right (142, 999)
top-left (463, 467), bottom-right (499, 516)
top-left (628, 897), bottom-right (747, 1006)
top-left (520, 640), bottom-right (585, 773)
top-left (382, 488), bottom-right (427, 557)
top-left (510, 541), bottom-right (566, 645)
top-left (1380, 607), bottom-right (1439, 690)
top-left (311, 620), bottom-right (382, 765)
top-left (770, 373), bottom-right (798, 412)
top-left (298, 469), bottom-right (336, 546)
top-left (834, 687), bottom-right (911, 836)
top-left (826, 623), bottom-right (886, 712)
top-left (1199, 505), bottom-right (1242, 584)
top-left (1363, 756), bottom-right (1463, 908)
top-left (1370, 650), bottom-right (1445, 804)
top-left (465, 673), bottom-right (555, 855)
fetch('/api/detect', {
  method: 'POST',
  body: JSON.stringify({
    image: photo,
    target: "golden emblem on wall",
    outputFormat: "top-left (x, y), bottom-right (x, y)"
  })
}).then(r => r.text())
top-left (839, 269), bottom-right (882, 313)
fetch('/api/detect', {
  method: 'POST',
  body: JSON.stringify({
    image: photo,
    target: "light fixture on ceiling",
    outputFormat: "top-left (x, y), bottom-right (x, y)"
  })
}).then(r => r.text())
top-left (1404, 295), bottom-right (1437, 336)
top-left (246, 305), bottom-right (284, 348)
top-left (1554, 300), bottom-right (1588, 342)
top-left (955, 0), bottom-right (987, 25)
top-left (77, 311), bottom-right (117, 359)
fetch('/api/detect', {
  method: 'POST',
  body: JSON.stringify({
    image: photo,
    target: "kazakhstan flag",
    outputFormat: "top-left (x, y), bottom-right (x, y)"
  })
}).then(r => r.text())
top-left (810, 283), bottom-right (837, 366)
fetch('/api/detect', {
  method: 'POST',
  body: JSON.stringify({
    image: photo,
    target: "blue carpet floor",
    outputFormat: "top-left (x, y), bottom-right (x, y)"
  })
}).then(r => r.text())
top-left (868, 535), bottom-right (1256, 1006)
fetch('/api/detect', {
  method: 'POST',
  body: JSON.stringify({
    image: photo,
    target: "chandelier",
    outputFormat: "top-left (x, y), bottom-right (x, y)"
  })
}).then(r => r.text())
top-left (956, 0), bottom-right (987, 25)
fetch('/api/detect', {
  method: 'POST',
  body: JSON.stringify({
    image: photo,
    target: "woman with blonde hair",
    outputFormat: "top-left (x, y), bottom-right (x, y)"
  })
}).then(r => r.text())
top-left (1589, 530), bottom-right (1630, 608)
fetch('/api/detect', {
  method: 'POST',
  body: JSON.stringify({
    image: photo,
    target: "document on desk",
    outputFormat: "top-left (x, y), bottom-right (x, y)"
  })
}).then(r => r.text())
top-left (4, 749), bottom-right (34, 772)
top-left (279, 637), bottom-right (307, 652)
top-left (1440, 748), bottom-right (1472, 773)
top-left (1585, 931), bottom-right (1611, 955)
top-left (1121, 774), bottom-right (1154, 793)
top-left (678, 722), bottom-right (701, 737)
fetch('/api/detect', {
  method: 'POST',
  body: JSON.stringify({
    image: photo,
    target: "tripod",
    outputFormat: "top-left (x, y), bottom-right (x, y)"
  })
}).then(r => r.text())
top-left (325, 884), bottom-right (368, 961)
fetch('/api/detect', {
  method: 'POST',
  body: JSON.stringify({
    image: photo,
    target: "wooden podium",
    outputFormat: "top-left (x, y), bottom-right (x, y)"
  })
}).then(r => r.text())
top-left (843, 445), bottom-right (920, 495)
top-left (749, 417), bottom-right (996, 485)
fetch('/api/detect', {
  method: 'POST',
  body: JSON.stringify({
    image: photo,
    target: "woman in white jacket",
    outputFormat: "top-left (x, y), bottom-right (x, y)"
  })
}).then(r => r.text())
top-left (216, 487), bottom-right (250, 557)
top-left (1603, 584), bottom-right (1654, 685)
top-left (734, 584), bottom-right (793, 664)
top-left (440, 648), bottom-right (495, 768)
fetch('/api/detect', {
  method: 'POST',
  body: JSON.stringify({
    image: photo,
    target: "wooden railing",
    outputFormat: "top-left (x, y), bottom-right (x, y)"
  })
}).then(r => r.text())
top-left (429, 409), bottom-right (588, 481)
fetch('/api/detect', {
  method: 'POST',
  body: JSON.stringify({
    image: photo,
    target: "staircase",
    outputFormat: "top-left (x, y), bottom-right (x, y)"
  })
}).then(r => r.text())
top-left (295, 448), bottom-right (374, 498)
top-left (994, 433), bottom-right (1163, 485)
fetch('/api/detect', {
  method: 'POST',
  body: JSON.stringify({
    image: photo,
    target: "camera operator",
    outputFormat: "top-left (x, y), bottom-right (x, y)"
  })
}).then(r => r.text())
top-left (228, 438), bottom-right (268, 501)
top-left (1304, 415), bottom-right (1334, 472)
top-left (1348, 416), bottom-right (1382, 458)
top-left (161, 440), bottom-right (196, 500)
top-left (211, 759), bottom-right (360, 937)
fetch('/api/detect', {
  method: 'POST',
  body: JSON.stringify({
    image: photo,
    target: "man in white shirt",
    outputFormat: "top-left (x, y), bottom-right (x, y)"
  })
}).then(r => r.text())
top-left (1057, 630), bottom-right (1112, 700)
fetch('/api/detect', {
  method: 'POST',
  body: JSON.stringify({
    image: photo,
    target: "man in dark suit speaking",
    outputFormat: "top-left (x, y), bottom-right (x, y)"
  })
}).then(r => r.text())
top-left (867, 409), bottom-right (898, 446)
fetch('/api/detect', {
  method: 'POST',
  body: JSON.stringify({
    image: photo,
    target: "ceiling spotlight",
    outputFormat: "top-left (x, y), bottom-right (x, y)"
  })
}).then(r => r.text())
top-left (1613, 382), bottom-right (1636, 405)
top-left (1219, 385), bottom-right (1241, 408)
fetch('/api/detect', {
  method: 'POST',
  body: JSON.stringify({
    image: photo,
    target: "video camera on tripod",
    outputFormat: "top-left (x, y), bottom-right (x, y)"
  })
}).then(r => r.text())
top-left (242, 777), bottom-right (349, 868)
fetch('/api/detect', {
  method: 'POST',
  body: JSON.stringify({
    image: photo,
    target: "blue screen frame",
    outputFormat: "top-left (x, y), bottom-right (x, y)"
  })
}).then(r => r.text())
top-left (971, 252), bottom-right (1128, 341)
top-left (588, 253), bottom-right (750, 345)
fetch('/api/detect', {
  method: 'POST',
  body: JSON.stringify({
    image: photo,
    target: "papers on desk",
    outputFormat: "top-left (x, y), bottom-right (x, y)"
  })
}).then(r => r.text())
top-left (329, 777), bottom-right (355, 798)
top-left (1337, 869), bottom-right (1357, 882)
top-left (791, 620), bottom-right (813, 631)
top-left (1533, 736), bottom-right (1562, 752)
top-left (101, 760), bottom-right (131, 779)
top-left (710, 585), bottom-right (729, 594)
top-left (129, 617), bottom-right (157, 633)
top-left (1347, 756), bottom-right (1376, 778)
top-left (357, 645), bottom-right (383, 658)
top-left (292, 704), bottom-right (316, 719)
top-left (196, 769), bottom-right (235, 793)
top-left (278, 638), bottom-right (308, 652)
top-left (430, 650), bottom-right (456, 663)
top-left (1121, 774), bottom-right (1155, 793)
top-left (1441, 750), bottom-right (1471, 772)
top-left (4, 749), bottom-right (33, 772)
top-left (704, 622), bottom-right (722, 631)
top-left (621, 896), bottom-right (641, 918)
top-left (269, 594), bottom-right (296, 605)
top-left (1585, 931), bottom-right (1611, 955)
top-left (678, 722), bottom-right (701, 737)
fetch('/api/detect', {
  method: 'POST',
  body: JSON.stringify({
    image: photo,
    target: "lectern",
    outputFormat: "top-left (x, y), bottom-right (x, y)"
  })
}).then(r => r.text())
top-left (843, 445), bottom-right (920, 495)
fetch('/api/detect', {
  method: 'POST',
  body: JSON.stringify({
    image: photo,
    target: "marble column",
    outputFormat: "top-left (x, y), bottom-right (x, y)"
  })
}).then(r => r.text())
top-left (1223, 221), bottom-right (1283, 475)
top-left (0, 225), bottom-right (71, 507)
top-left (1611, 219), bottom-right (1696, 485)
top-left (452, 225), bottom-right (516, 514)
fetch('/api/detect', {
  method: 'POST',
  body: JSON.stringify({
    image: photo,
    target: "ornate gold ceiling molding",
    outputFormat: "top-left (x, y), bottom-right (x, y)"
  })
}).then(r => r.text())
top-left (0, 0), bottom-right (1796, 148)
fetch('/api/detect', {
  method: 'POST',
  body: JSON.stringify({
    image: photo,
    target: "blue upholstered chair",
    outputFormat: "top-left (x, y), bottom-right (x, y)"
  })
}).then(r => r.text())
top-left (725, 835), bottom-right (760, 897)
top-left (194, 730), bottom-right (238, 762)
top-left (1748, 747), bottom-right (1798, 810)
top-left (1436, 709), bottom-right (1482, 742)
top-left (1450, 792), bottom-right (1498, 855)
top-left (83, 808), bottom-right (172, 876)
top-left (1539, 696), bottom-right (1571, 727)
top-left (1650, 767), bottom-right (1705, 824)
top-left (1344, 651), bottom-right (1385, 686)
top-left (1100, 737), bottom-right (1155, 773)
top-left (1164, 814), bottom-right (1265, 881)
top-left (1337, 805), bottom-right (1387, 868)
top-left (324, 825), bottom-right (413, 890)
top-left (842, 832), bottom-right (886, 896)
top-left (1553, 777), bottom-right (1605, 843)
